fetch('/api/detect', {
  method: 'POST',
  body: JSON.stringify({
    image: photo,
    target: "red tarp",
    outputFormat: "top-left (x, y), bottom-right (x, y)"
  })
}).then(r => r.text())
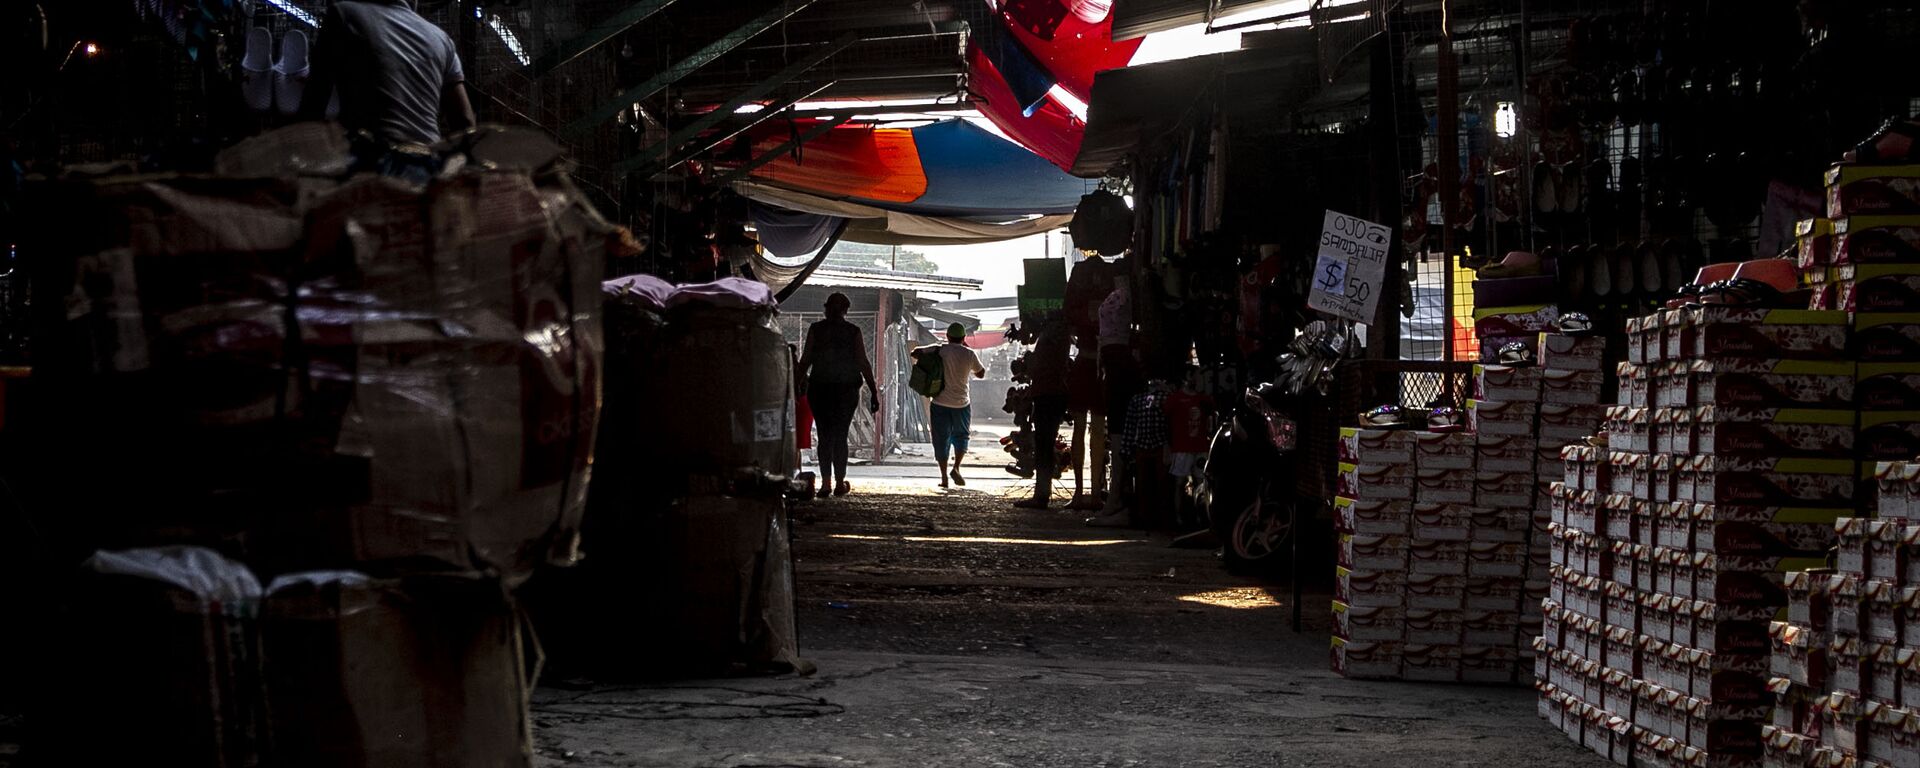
top-left (971, 4), bottom-right (1141, 172)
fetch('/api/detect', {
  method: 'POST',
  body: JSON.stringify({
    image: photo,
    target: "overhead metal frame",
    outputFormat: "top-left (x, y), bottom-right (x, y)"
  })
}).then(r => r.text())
top-left (564, 0), bottom-right (817, 137)
top-left (625, 80), bottom-right (839, 177)
top-left (711, 113), bottom-right (854, 186)
top-left (528, 0), bottom-right (681, 77)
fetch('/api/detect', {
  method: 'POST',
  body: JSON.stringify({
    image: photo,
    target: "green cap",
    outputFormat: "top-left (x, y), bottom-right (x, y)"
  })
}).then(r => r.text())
top-left (947, 322), bottom-right (967, 341)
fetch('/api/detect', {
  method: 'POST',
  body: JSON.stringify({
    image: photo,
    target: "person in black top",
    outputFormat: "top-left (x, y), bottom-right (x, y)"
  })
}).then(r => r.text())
top-left (796, 293), bottom-right (878, 498)
top-left (1015, 319), bottom-right (1072, 510)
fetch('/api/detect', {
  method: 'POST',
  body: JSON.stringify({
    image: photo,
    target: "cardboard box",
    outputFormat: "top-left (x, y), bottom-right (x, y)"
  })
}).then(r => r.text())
top-left (1853, 313), bottom-right (1920, 362)
top-left (1691, 359), bottom-right (1856, 409)
top-left (1540, 403), bottom-right (1609, 445)
top-left (1468, 541), bottom-right (1528, 578)
top-left (1414, 468), bottom-right (1477, 505)
top-left (1859, 363), bottom-right (1920, 410)
top-left (1691, 457), bottom-right (1858, 507)
top-left (1626, 317), bottom-right (1652, 365)
top-left (1330, 636), bottom-right (1403, 679)
top-left (1335, 566), bottom-right (1407, 608)
top-left (1541, 368), bottom-right (1607, 405)
top-left (1333, 601), bottom-right (1405, 642)
top-left (1696, 504), bottom-right (1852, 557)
top-left (1338, 462), bottom-right (1416, 501)
top-left (1339, 427), bottom-right (1416, 464)
top-left (1476, 364), bottom-right (1544, 402)
top-left (1786, 569), bottom-right (1835, 632)
top-left (1335, 497), bottom-right (1412, 536)
top-left (1694, 406), bottom-right (1857, 457)
top-left (1469, 398), bottom-right (1540, 436)
top-left (1414, 431), bottom-right (1476, 470)
top-left (1477, 434), bottom-right (1538, 473)
top-left (1409, 539), bottom-right (1469, 576)
top-left (1475, 304), bottom-right (1561, 337)
top-left (1412, 503), bottom-right (1473, 541)
top-left (1464, 576), bottom-right (1524, 611)
top-left (1860, 411), bottom-right (1920, 460)
top-left (1403, 609), bottom-right (1465, 645)
top-left (1686, 307), bottom-right (1850, 359)
top-left (1406, 573), bottom-right (1467, 610)
top-left (1477, 471), bottom-right (1536, 509)
top-left (1832, 215), bottom-right (1920, 264)
top-left (1826, 164), bottom-right (1920, 218)
top-left (1460, 645), bottom-right (1519, 684)
top-left (1400, 643), bottom-right (1463, 682)
top-left (1339, 534), bottom-right (1410, 572)
top-left (1832, 263), bottom-right (1920, 312)
top-left (1540, 333), bottom-right (1608, 372)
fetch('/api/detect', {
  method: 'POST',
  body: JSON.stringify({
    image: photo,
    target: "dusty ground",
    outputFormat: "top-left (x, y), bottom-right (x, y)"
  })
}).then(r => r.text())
top-left (531, 468), bottom-right (1606, 768)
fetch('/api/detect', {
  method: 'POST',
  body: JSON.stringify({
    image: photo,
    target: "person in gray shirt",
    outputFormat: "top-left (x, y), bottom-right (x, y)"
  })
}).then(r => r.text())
top-left (300, 0), bottom-right (476, 179)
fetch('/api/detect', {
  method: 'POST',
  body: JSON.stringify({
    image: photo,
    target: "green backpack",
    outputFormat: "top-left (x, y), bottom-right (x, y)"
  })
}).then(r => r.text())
top-left (909, 346), bottom-right (946, 398)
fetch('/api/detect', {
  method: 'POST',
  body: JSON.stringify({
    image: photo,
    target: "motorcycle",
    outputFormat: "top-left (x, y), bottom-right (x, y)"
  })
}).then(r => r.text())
top-left (1197, 381), bottom-right (1297, 575)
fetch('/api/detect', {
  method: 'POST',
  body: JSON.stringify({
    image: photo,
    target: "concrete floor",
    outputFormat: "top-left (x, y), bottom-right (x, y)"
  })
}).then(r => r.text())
top-left (531, 466), bottom-right (1608, 768)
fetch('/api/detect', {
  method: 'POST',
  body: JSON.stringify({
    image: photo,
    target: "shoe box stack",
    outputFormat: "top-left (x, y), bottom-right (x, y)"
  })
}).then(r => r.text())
top-left (1538, 304), bottom-right (1859, 767)
top-left (1330, 344), bottom-right (1604, 682)
top-left (23, 160), bottom-right (610, 766)
top-left (1474, 302), bottom-right (1562, 363)
top-left (1760, 468), bottom-right (1920, 768)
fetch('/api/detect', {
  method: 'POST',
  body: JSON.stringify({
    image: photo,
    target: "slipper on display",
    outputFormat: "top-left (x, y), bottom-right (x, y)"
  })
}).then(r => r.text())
top-left (241, 26), bottom-right (274, 113)
top-left (1553, 312), bottom-right (1596, 335)
top-left (1359, 405), bottom-right (1413, 429)
top-left (1558, 161), bottom-right (1584, 214)
top-left (1426, 407), bottom-right (1465, 433)
top-left (1731, 258), bottom-right (1798, 295)
top-left (1637, 240), bottom-right (1663, 295)
top-left (1585, 431), bottom-right (1610, 448)
top-left (273, 29), bottom-right (309, 117)
top-left (1478, 250), bottom-right (1543, 279)
top-left (1668, 262), bottom-right (1740, 308)
top-left (1611, 242), bottom-right (1636, 298)
top-left (1533, 160), bottom-right (1559, 215)
top-left (1496, 342), bottom-right (1535, 366)
top-left (1588, 244), bottom-right (1612, 299)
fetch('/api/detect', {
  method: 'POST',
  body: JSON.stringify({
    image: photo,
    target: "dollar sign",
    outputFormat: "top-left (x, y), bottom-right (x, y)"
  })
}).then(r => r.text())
top-left (1320, 262), bottom-right (1342, 290)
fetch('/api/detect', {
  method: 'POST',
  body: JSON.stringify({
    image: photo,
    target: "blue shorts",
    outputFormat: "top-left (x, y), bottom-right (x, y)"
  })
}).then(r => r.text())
top-left (930, 404), bottom-right (972, 463)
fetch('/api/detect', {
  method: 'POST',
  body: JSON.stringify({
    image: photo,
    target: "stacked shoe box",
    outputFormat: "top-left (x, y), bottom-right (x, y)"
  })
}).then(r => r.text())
top-left (1762, 464), bottom-right (1920, 768)
top-left (1541, 308), bottom-right (1856, 767)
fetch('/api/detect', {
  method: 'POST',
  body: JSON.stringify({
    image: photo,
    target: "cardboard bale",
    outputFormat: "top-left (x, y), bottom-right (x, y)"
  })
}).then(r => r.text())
top-left (40, 547), bottom-right (267, 768)
top-left (260, 574), bottom-right (537, 768)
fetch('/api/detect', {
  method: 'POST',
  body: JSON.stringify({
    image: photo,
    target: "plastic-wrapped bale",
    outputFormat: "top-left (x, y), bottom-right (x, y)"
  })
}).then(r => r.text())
top-left (260, 573), bottom-right (538, 768)
top-left (27, 171), bottom-right (608, 581)
top-left (641, 278), bottom-right (796, 479)
top-left (38, 546), bottom-right (268, 768)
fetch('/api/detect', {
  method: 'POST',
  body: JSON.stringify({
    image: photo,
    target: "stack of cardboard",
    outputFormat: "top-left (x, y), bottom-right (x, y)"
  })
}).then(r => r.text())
top-left (1762, 465), bottom-right (1920, 768)
top-left (26, 148), bottom-right (610, 767)
top-left (1540, 307), bottom-right (1854, 767)
top-left (1330, 350), bottom-right (1599, 681)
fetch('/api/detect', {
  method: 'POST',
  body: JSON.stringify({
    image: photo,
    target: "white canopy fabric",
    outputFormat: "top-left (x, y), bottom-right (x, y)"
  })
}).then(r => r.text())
top-left (733, 181), bottom-right (1072, 247)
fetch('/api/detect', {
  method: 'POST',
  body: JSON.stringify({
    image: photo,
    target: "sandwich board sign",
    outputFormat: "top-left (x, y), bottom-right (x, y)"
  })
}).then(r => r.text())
top-left (1307, 210), bottom-right (1391, 324)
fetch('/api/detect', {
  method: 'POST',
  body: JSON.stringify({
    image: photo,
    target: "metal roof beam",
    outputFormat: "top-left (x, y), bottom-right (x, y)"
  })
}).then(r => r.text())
top-left (564, 0), bottom-right (816, 137)
top-left (528, 0), bottom-right (679, 78)
top-left (625, 80), bottom-right (839, 178)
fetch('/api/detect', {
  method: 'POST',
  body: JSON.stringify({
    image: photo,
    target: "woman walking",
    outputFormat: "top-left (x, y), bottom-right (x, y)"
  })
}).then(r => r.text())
top-left (797, 293), bottom-right (879, 498)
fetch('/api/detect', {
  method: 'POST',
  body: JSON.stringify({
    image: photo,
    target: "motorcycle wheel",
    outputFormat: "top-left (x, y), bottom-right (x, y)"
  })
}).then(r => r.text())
top-left (1223, 479), bottom-right (1292, 576)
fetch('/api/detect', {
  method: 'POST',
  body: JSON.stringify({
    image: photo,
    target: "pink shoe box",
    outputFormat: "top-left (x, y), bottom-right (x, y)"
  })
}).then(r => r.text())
top-left (1338, 534), bottom-right (1410, 572)
top-left (1463, 610), bottom-right (1521, 647)
top-left (1871, 462), bottom-right (1920, 520)
top-left (1662, 309), bottom-right (1695, 361)
top-left (1412, 502), bottom-right (1472, 541)
top-left (1475, 363), bottom-right (1544, 402)
top-left (1858, 364), bottom-right (1920, 410)
top-left (1409, 538), bottom-right (1469, 576)
top-left (1613, 453), bottom-right (1646, 497)
top-left (1854, 312), bottom-right (1920, 362)
top-left (1831, 263), bottom-right (1920, 312)
top-left (1770, 675), bottom-right (1821, 735)
top-left (1833, 215), bottom-right (1920, 265)
top-left (1339, 461), bottom-right (1416, 501)
top-left (1605, 581), bottom-right (1641, 633)
top-left (1334, 601), bottom-right (1406, 642)
top-left (1465, 575), bottom-right (1525, 612)
top-left (1415, 431), bottom-right (1476, 470)
top-left (1330, 636), bottom-right (1403, 679)
top-left (1628, 316), bottom-right (1653, 364)
top-left (1335, 565), bottom-right (1407, 608)
top-left (1469, 398), bottom-right (1539, 436)
top-left (1862, 703), bottom-right (1920, 768)
top-left (1477, 470), bottom-right (1536, 509)
top-left (1800, 216), bottom-right (1837, 268)
top-left (1656, 408), bottom-right (1698, 455)
top-left (1786, 569), bottom-right (1836, 633)
top-left (1405, 573), bottom-right (1466, 610)
top-left (1400, 642), bottom-right (1463, 682)
top-left (1702, 554), bottom-right (1826, 614)
top-left (1339, 427), bottom-right (1416, 464)
top-left (1762, 726), bottom-right (1816, 768)
top-left (1541, 333), bottom-right (1609, 372)
top-left (1858, 410), bottom-right (1920, 461)
top-left (1833, 637), bottom-right (1871, 696)
top-left (1695, 406), bottom-right (1858, 457)
top-left (1691, 456), bottom-right (1858, 508)
top-left (1686, 307), bottom-right (1851, 360)
top-left (1543, 368), bottom-right (1608, 405)
top-left (1697, 504), bottom-right (1853, 558)
top-left (1657, 361), bottom-right (1695, 408)
top-left (1461, 644), bottom-right (1521, 684)
top-left (1477, 433), bottom-right (1539, 474)
top-left (1689, 656), bottom-right (1774, 721)
top-left (1415, 468), bottom-right (1477, 505)
top-left (1622, 362), bottom-right (1653, 406)
top-left (1825, 164), bottom-right (1920, 219)
top-left (1691, 359), bottom-right (1858, 409)
top-left (1821, 690), bottom-right (1866, 755)
top-left (1839, 518), bottom-right (1875, 578)
top-left (1469, 541), bottom-right (1529, 578)
top-left (1335, 496), bottom-right (1412, 536)
top-left (1772, 621), bottom-right (1828, 690)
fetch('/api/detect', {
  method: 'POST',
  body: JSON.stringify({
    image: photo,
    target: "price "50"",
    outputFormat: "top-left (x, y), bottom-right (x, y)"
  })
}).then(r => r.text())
top-left (1317, 260), bottom-right (1371, 302)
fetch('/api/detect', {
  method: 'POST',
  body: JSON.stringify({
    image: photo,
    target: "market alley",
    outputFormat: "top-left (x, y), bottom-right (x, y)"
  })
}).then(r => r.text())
top-left (529, 471), bottom-right (1605, 768)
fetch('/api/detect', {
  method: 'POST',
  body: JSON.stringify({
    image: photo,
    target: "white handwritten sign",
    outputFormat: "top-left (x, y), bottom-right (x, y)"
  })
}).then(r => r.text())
top-left (1307, 210), bottom-right (1391, 323)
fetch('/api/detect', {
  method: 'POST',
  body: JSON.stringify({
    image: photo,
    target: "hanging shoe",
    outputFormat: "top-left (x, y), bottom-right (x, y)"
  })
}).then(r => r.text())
top-left (1533, 160), bottom-right (1560, 215)
top-left (1611, 242), bottom-right (1636, 298)
top-left (1638, 240), bottom-right (1663, 295)
top-left (240, 26), bottom-right (274, 113)
top-left (273, 28), bottom-right (310, 117)
top-left (1589, 243), bottom-right (1613, 299)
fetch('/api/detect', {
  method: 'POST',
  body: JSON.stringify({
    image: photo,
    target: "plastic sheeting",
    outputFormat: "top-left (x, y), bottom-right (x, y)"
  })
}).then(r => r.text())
top-left (969, 3), bottom-right (1141, 172)
top-left (749, 202), bottom-right (847, 258)
top-left (733, 181), bottom-right (1073, 246)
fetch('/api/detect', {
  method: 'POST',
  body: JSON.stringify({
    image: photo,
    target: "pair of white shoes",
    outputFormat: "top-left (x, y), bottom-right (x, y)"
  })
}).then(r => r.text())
top-left (241, 27), bottom-right (333, 116)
